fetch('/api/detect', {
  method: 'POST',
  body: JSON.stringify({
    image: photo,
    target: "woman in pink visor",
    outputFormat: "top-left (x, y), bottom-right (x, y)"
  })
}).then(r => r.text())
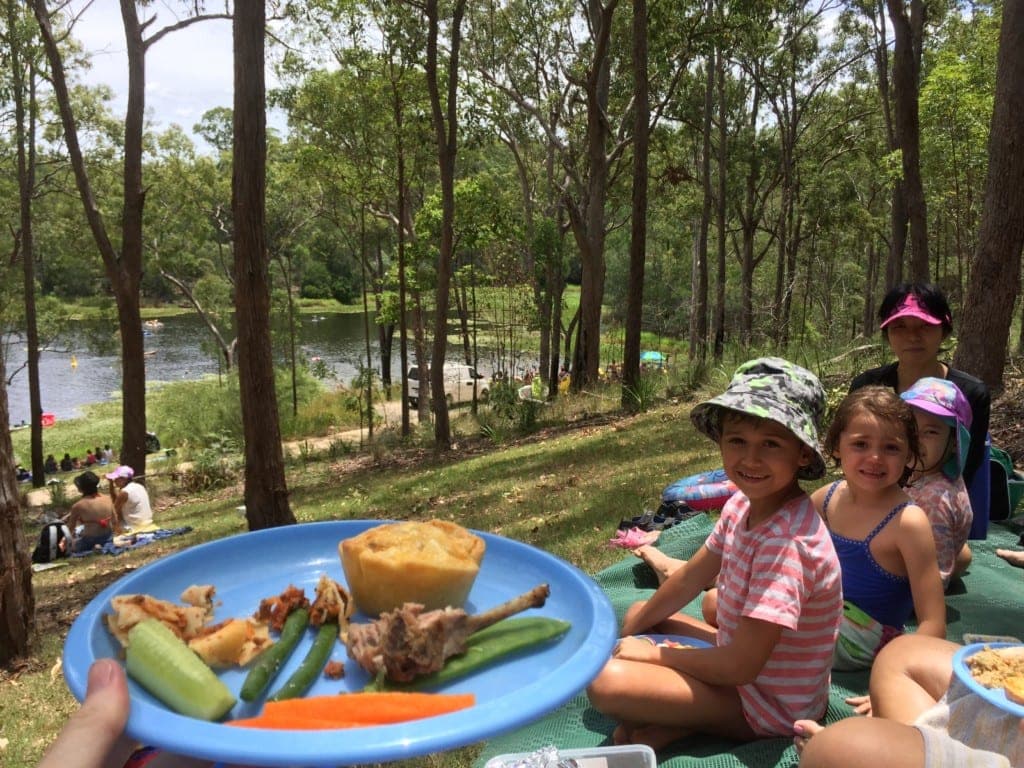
top-left (851, 282), bottom-right (990, 492)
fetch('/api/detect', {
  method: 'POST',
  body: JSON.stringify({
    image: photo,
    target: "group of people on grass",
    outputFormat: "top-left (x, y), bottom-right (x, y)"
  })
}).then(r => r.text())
top-left (63, 466), bottom-right (155, 554)
top-left (39, 445), bottom-right (116, 476)
top-left (586, 282), bottom-right (1021, 766)
top-left (36, 282), bottom-right (1022, 768)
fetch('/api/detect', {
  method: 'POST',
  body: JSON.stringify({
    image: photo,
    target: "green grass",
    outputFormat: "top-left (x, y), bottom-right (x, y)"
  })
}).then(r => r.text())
top-left (2, 381), bottom-right (734, 768)
top-left (3, 343), bottom-right (875, 767)
top-left (9, 372), bottom-right (370, 468)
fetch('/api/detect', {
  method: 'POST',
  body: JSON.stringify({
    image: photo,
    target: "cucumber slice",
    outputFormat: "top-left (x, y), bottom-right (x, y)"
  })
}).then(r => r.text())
top-left (126, 618), bottom-right (236, 721)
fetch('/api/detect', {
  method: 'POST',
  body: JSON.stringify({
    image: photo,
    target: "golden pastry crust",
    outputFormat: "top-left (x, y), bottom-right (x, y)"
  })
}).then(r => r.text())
top-left (1005, 675), bottom-right (1024, 705)
top-left (340, 520), bottom-right (485, 617)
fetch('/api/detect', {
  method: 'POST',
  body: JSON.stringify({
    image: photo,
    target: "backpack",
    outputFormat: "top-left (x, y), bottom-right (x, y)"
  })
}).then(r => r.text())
top-left (31, 522), bottom-right (72, 564)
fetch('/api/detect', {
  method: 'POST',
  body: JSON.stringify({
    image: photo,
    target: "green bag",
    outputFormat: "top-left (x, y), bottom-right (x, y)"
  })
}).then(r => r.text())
top-left (990, 446), bottom-right (1024, 520)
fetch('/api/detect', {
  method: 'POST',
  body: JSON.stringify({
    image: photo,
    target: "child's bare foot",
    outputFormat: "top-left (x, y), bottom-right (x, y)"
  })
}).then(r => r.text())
top-left (997, 549), bottom-right (1024, 569)
top-left (632, 544), bottom-right (680, 585)
top-left (612, 723), bottom-right (633, 746)
top-left (626, 723), bottom-right (690, 751)
top-left (793, 719), bottom-right (824, 754)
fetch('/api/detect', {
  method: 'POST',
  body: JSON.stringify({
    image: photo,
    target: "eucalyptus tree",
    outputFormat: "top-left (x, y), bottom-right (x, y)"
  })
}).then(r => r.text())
top-left (233, 0), bottom-right (294, 529)
top-left (460, 13), bottom-right (555, 394)
top-left (146, 126), bottom-right (239, 371)
top-left (0, 353), bottom-right (31, 663)
top-left (283, 57), bottom-right (406, 394)
top-left (31, 0), bottom-right (232, 477)
top-left (884, 0), bottom-right (931, 280)
top-left (0, 3), bottom-right (35, 662)
top-left (466, 0), bottom-right (695, 389)
top-left (954, 0), bottom-right (1024, 388)
top-left (918, 7), bottom-right (997, 289)
top-left (281, 0), bottom-right (436, 433)
top-left (3, 1), bottom-right (47, 486)
top-left (749, 0), bottom-right (865, 346)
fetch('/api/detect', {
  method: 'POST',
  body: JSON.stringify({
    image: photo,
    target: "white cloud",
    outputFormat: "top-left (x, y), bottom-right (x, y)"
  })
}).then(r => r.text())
top-left (67, 2), bottom-right (282, 148)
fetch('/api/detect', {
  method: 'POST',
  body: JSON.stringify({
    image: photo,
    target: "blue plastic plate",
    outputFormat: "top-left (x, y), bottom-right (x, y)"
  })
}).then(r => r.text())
top-left (952, 642), bottom-right (1024, 718)
top-left (63, 520), bottom-right (617, 767)
top-left (636, 634), bottom-right (713, 649)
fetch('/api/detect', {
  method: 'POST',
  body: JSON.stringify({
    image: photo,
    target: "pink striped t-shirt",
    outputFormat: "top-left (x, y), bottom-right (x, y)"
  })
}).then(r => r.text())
top-left (705, 491), bottom-right (843, 736)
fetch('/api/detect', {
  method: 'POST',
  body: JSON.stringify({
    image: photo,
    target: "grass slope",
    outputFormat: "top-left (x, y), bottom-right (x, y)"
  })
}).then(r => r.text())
top-left (3, 395), bottom-right (728, 768)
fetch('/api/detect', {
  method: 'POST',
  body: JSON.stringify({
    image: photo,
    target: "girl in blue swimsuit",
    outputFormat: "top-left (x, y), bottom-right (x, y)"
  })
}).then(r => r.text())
top-left (811, 386), bottom-right (947, 670)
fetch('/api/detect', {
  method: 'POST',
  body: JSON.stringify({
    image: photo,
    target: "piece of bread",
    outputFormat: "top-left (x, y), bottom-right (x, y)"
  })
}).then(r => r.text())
top-left (339, 520), bottom-right (486, 617)
top-left (1005, 675), bottom-right (1024, 705)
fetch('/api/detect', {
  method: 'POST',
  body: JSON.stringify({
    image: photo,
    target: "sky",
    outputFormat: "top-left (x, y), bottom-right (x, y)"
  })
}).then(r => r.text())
top-left (68, 2), bottom-right (283, 151)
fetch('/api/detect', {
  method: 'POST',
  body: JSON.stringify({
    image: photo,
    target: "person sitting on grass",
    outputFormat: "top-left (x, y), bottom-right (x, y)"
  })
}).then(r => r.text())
top-left (812, 386), bottom-right (946, 671)
top-left (106, 466), bottom-right (155, 533)
top-left (794, 633), bottom-right (1023, 767)
top-left (900, 377), bottom-right (976, 588)
top-left (65, 471), bottom-right (119, 554)
top-left (586, 357), bottom-right (843, 752)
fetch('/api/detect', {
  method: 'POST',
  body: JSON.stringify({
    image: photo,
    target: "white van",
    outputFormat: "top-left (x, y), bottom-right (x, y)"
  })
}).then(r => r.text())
top-left (408, 364), bottom-right (488, 408)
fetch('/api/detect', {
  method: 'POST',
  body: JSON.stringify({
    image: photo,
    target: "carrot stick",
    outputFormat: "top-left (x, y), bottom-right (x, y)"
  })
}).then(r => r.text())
top-left (227, 691), bottom-right (475, 730)
top-left (228, 715), bottom-right (360, 730)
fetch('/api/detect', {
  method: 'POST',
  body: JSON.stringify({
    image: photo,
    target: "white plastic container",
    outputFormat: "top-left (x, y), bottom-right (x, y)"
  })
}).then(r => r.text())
top-left (484, 744), bottom-right (657, 768)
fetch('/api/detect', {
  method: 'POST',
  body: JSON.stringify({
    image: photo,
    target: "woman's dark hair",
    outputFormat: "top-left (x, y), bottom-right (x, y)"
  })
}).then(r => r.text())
top-left (878, 282), bottom-right (954, 338)
top-left (74, 471), bottom-right (101, 495)
top-left (824, 386), bottom-right (921, 472)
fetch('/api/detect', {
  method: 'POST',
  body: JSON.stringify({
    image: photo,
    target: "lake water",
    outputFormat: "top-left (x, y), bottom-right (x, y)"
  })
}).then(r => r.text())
top-left (3, 312), bottom-right (403, 426)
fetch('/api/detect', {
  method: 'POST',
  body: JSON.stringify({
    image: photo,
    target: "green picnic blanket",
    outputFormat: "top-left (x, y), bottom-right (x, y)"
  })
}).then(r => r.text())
top-left (475, 514), bottom-right (1024, 768)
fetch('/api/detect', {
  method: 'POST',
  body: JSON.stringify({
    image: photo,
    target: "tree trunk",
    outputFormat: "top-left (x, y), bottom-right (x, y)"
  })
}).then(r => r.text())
top-left (424, 0), bottom-right (466, 447)
top-left (374, 239), bottom-right (394, 397)
top-left (953, 0), bottom-right (1024, 389)
top-left (569, 0), bottom-right (617, 390)
top-left (713, 41), bottom-right (727, 361)
top-left (690, 50), bottom-right (714, 366)
top-left (233, 1), bottom-right (294, 529)
top-left (8, 5), bottom-right (45, 487)
top-left (0, 347), bottom-right (34, 662)
top-left (33, 0), bottom-right (148, 474)
top-left (886, 0), bottom-right (929, 280)
top-left (622, 0), bottom-right (648, 411)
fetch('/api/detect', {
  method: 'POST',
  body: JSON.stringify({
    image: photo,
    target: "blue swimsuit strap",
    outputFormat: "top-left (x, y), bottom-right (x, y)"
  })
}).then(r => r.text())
top-left (822, 480), bottom-right (910, 542)
top-left (863, 501), bottom-right (910, 543)
top-left (821, 480), bottom-right (843, 527)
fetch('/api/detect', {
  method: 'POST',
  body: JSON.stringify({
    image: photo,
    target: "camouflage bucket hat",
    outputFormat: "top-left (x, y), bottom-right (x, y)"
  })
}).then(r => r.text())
top-left (690, 357), bottom-right (827, 480)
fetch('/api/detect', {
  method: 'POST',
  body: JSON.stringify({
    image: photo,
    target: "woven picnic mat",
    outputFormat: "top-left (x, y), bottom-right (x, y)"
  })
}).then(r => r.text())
top-left (474, 513), bottom-right (1024, 768)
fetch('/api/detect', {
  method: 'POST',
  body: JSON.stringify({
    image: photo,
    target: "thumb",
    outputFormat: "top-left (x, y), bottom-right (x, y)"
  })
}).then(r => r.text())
top-left (39, 658), bottom-right (135, 768)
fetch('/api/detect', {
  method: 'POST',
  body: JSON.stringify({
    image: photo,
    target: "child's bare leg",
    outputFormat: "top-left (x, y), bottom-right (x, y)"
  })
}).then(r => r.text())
top-left (587, 657), bottom-right (755, 748)
top-left (621, 600), bottom-right (719, 647)
top-left (632, 546), bottom-right (683, 584)
top-left (798, 716), bottom-right (926, 768)
top-left (701, 588), bottom-right (719, 627)
top-left (996, 548), bottom-right (1024, 569)
top-left (867, 634), bottom-right (958, 724)
top-left (952, 543), bottom-right (972, 579)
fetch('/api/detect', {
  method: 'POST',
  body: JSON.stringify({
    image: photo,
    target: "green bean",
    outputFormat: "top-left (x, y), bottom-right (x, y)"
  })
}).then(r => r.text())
top-left (365, 616), bottom-right (571, 692)
top-left (240, 607), bottom-right (310, 702)
top-left (267, 622), bottom-right (338, 701)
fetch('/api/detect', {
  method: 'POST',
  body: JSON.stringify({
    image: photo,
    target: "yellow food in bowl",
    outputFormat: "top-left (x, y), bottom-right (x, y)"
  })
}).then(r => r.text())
top-left (339, 520), bottom-right (486, 617)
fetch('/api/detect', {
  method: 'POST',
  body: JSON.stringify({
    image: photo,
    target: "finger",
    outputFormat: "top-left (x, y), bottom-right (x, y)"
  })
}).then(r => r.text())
top-left (40, 659), bottom-right (136, 768)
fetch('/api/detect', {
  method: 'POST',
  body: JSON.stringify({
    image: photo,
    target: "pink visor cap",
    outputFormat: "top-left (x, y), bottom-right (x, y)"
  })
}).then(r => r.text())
top-left (880, 294), bottom-right (949, 329)
top-left (105, 466), bottom-right (134, 481)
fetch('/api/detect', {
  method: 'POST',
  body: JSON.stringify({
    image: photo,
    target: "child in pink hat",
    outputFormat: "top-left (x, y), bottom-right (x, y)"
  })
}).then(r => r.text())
top-left (901, 377), bottom-right (975, 588)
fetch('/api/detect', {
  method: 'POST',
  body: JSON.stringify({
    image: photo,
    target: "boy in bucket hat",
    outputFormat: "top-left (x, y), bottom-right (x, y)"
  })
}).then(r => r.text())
top-left (901, 377), bottom-right (975, 588)
top-left (587, 358), bottom-right (843, 751)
